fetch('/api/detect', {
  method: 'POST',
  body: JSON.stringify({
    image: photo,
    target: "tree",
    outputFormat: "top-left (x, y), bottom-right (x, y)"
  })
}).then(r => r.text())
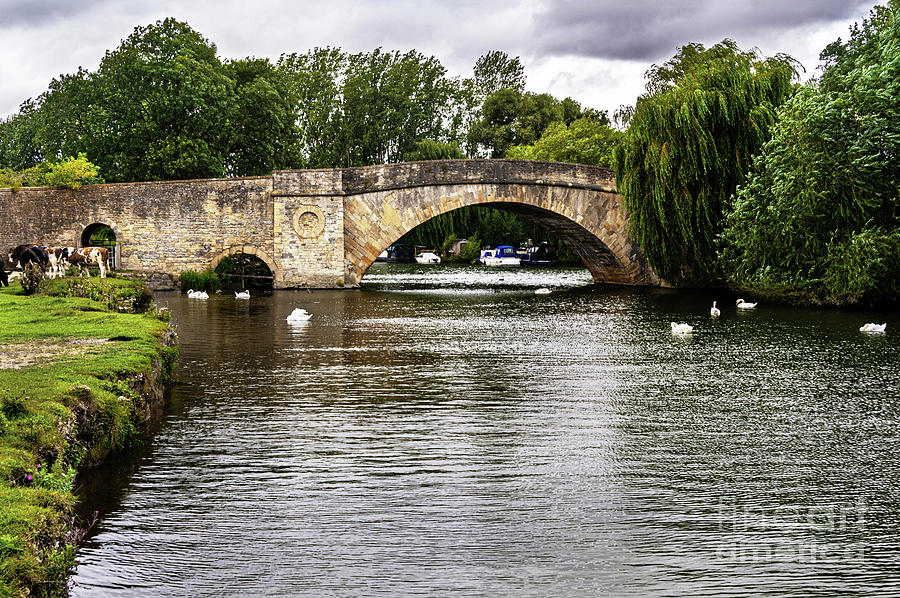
top-left (0, 100), bottom-right (43, 170)
top-left (225, 57), bottom-right (301, 175)
top-left (280, 47), bottom-right (456, 167)
top-left (467, 89), bottom-right (569, 158)
top-left (341, 48), bottom-right (453, 166)
top-left (34, 18), bottom-right (234, 182)
top-left (720, 1), bottom-right (900, 305)
top-left (473, 50), bottom-right (526, 98)
top-left (506, 116), bottom-right (622, 167)
top-left (278, 47), bottom-right (348, 168)
top-left (614, 39), bottom-right (799, 283)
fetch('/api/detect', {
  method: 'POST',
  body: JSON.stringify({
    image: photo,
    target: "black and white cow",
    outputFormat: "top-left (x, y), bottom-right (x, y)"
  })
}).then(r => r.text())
top-left (0, 254), bottom-right (8, 287)
top-left (9, 245), bottom-right (49, 271)
top-left (67, 247), bottom-right (109, 278)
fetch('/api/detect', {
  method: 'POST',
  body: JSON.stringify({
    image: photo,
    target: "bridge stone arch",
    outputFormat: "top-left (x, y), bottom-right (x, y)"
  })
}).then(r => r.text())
top-left (210, 245), bottom-right (279, 279)
top-left (278, 160), bottom-right (658, 287)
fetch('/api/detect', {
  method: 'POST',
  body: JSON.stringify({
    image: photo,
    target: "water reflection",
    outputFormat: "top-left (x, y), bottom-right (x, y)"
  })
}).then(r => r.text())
top-left (72, 264), bottom-right (899, 596)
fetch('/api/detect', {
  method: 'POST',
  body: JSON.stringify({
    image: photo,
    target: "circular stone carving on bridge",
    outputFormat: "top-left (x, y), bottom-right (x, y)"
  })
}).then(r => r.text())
top-left (292, 206), bottom-right (326, 239)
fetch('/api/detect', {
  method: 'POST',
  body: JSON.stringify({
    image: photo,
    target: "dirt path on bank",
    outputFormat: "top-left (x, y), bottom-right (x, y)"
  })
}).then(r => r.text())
top-left (0, 338), bottom-right (110, 369)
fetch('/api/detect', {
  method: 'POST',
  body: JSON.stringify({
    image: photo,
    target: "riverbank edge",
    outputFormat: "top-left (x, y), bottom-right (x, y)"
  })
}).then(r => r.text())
top-left (0, 280), bottom-right (178, 598)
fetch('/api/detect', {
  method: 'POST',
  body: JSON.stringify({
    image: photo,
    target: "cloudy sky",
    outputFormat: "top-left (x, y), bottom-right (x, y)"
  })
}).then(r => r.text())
top-left (0, 0), bottom-right (881, 120)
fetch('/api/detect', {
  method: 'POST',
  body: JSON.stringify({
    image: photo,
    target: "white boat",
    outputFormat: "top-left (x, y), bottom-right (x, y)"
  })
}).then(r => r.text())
top-left (415, 251), bottom-right (441, 264)
top-left (479, 246), bottom-right (520, 267)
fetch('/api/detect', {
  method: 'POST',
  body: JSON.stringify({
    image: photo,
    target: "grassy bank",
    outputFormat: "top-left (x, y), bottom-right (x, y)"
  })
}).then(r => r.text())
top-left (0, 277), bottom-right (177, 597)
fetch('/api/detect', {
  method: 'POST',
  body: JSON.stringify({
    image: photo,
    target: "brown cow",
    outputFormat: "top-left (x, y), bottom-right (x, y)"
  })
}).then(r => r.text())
top-left (44, 247), bottom-right (70, 279)
top-left (67, 247), bottom-right (109, 278)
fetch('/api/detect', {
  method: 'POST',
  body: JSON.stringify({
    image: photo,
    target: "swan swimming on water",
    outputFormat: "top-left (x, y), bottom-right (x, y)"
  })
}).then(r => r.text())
top-left (860, 323), bottom-right (887, 333)
top-left (671, 322), bottom-right (693, 335)
top-left (735, 298), bottom-right (757, 309)
top-left (187, 289), bottom-right (209, 299)
top-left (535, 287), bottom-right (551, 295)
top-left (235, 290), bottom-right (250, 299)
top-left (287, 308), bottom-right (312, 322)
top-left (710, 301), bottom-right (720, 317)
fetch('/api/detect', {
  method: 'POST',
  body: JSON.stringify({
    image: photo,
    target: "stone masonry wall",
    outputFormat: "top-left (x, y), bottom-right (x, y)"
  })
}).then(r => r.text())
top-left (0, 176), bottom-right (277, 280)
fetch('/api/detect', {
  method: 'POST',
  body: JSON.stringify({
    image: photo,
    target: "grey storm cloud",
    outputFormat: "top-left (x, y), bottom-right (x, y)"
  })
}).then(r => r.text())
top-left (0, 0), bottom-right (110, 27)
top-left (533, 0), bottom-right (875, 60)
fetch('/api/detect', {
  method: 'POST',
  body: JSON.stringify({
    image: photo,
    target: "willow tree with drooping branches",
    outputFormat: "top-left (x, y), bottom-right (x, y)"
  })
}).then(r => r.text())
top-left (614, 40), bottom-right (799, 284)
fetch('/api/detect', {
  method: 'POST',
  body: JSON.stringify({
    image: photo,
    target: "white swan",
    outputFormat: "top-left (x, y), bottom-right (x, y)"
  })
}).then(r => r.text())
top-left (235, 290), bottom-right (250, 299)
top-left (187, 289), bottom-right (209, 299)
top-left (287, 308), bottom-right (312, 322)
top-left (860, 323), bottom-right (887, 333)
top-left (710, 301), bottom-right (720, 317)
top-left (671, 322), bottom-right (693, 335)
top-left (735, 298), bottom-right (757, 309)
top-left (535, 287), bottom-right (551, 295)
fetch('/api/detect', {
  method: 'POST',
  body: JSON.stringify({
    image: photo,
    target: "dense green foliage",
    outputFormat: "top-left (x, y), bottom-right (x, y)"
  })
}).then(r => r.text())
top-left (0, 278), bottom-right (175, 597)
top-left (279, 47), bottom-right (455, 167)
top-left (720, 1), bottom-right (900, 306)
top-left (467, 89), bottom-right (590, 158)
top-left (614, 40), bottom-right (799, 283)
top-left (506, 116), bottom-right (622, 166)
top-left (0, 154), bottom-right (101, 191)
top-left (0, 20), bottom-right (576, 183)
top-left (722, 0), bottom-right (900, 304)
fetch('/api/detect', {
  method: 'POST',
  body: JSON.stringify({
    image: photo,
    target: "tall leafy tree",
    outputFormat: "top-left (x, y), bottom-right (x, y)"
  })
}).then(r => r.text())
top-left (278, 47), bottom-right (348, 168)
top-left (614, 40), bottom-right (798, 283)
top-left (35, 18), bottom-right (234, 182)
top-left (225, 57), bottom-right (301, 175)
top-left (97, 18), bottom-right (234, 181)
top-left (0, 100), bottom-right (43, 170)
top-left (472, 50), bottom-right (526, 98)
top-left (280, 47), bottom-right (455, 167)
top-left (720, 1), bottom-right (900, 305)
top-left (342, 48), bottom-right (452, 165)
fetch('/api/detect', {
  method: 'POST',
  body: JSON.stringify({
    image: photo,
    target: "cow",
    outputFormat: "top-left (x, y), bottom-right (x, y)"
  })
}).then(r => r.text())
top-left (0, 254), bottom-right (8, 287)
top-left (9, 245), bottom-right (49, 272)
top-left (44, 246), bottom-right (70, 279)
top-left (67, 247), bottom-right (109, 278)
top-left (9, 244), bottom-right (40, 269)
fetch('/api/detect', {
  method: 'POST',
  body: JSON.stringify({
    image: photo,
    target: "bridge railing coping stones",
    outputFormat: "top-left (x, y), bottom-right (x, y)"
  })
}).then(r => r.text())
top-left (273, 159), bottom-right (617, 197)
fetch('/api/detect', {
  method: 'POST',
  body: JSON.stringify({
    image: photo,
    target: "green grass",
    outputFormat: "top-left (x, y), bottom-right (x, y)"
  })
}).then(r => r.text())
top-left (0, 278), bottom-right (177, 598)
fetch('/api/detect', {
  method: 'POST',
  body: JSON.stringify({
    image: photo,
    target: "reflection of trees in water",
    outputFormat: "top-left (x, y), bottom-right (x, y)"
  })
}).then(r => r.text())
top-left (215, 253), bottom-right (273, 290)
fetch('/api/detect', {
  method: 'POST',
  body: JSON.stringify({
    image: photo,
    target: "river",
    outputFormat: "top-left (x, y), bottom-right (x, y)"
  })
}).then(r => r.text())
top-left (72, 263), bottom-right (900, 596)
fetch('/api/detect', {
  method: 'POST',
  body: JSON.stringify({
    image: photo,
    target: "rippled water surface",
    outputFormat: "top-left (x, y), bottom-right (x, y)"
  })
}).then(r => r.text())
top-left (72, 264), bottom-right (900, 596)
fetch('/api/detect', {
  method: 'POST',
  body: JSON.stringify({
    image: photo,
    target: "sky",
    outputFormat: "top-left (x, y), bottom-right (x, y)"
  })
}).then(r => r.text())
top-left (0, 0), bottom-right (883, 120)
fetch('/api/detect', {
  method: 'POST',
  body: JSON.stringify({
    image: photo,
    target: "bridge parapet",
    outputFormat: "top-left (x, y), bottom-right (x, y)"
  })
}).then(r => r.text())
top-left (274, 160), bottom-right (617, 197)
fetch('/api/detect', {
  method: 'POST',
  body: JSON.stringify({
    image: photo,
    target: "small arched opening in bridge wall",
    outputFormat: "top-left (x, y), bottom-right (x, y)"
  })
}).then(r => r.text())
top-left (81, 223), bottom-right (118, 269)
top-left (343, 181), bottom-right (658, 287)
top-left (210, 246), bottom-right (278, 290)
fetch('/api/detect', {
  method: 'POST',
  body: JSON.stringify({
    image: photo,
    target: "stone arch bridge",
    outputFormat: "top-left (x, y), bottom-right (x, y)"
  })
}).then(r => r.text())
top-left (0, 160), bottom-right (658, 288)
